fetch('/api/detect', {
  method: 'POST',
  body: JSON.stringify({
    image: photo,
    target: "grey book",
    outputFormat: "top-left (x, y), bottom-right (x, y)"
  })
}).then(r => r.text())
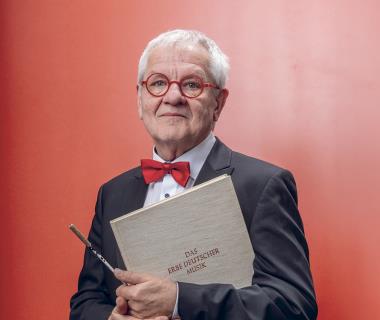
top-left (110, 174), bottom-right (255, 288)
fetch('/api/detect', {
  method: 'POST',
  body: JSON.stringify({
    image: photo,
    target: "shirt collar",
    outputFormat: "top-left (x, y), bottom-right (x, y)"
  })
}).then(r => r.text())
top-left (152, 133), bottom-right (216, 181)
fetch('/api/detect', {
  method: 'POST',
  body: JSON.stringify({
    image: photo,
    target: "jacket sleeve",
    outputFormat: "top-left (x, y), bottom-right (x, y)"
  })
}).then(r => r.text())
top-left (69, 185), bottom-right (114, 320)
top-left (178, 170), bottom-right (318, 320)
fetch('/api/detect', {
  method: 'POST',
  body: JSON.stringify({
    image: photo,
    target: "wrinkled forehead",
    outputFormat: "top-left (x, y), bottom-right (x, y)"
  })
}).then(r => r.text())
top-left (145, 44), bottom-right (212, 77)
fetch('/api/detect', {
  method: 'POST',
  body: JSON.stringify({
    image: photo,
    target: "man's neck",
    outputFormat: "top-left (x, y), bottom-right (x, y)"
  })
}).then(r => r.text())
top-left (154, 132), bottom-right (212, 162)
top-left (155, 143), bottom-right (192, 161)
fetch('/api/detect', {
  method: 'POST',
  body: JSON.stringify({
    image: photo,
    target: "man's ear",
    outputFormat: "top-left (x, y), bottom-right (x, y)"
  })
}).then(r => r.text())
top-left (213, 88), bottom-right (229, 122)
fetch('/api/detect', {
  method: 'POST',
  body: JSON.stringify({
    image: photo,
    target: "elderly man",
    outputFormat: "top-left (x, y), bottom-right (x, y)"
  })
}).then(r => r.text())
top-left (70, 29), bottom-right (317, 320)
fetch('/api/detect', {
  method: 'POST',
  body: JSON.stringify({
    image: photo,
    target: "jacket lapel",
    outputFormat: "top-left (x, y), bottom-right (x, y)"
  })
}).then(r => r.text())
top-left (195, 137), bottom-right (234, 186)
top-left (114, 168), bottom-right (148, 269)
top-left (126, 168), bottom-right (148, 212)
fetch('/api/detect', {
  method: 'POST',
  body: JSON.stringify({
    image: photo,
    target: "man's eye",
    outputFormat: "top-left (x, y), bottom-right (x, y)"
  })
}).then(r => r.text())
top-left (183, 80), bottom-right (201, 90)
top-left (150, 80), bottom-right (167, 87)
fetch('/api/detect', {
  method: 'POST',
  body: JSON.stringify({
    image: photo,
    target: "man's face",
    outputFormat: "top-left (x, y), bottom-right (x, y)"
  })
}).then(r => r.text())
top-left (138, 44), bottom-right (228, 157)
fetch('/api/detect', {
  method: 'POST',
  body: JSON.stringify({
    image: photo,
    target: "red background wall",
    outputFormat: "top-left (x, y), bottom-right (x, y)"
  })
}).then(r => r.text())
top-left (1, 1), bottom-right (379, 319)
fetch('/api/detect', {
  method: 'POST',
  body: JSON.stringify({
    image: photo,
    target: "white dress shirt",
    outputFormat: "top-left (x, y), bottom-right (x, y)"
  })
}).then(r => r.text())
top-left (143, 132), bottom-right (216, 206)
top-left (142, 132), bottom-right (216, 318)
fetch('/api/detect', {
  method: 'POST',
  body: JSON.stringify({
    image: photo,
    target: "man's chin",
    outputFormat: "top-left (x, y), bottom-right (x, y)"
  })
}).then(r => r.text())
top-left (154, 133), bottom-right (187, 145)
top-left (152, 130), bottom-right (194, 147)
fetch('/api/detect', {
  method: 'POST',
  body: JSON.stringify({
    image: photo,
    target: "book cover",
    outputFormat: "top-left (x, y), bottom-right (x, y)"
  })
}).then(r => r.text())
top-left (110, 175), bottom-right (254, 288)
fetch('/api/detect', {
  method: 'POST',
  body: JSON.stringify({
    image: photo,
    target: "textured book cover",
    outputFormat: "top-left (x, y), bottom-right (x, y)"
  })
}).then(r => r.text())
top-left (110, 175), bottom-right (254, 288)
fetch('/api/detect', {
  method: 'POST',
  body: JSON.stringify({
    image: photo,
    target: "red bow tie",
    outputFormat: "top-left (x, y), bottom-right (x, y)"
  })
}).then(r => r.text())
top-left (141, 159), bottom-right (190, 187)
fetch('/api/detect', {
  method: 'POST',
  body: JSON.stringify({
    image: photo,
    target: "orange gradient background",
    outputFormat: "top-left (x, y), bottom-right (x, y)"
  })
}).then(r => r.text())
top-left (1, 1), bottom-right (379, 319)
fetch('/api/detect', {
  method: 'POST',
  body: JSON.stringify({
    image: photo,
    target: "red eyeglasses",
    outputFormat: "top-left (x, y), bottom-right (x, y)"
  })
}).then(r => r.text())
top-left (141, 73), bottom-right (220, 98)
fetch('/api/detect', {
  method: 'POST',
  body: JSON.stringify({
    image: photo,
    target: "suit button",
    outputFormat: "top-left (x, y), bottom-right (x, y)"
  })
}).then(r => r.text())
top-left (164, 193), bottom-right (170, 198)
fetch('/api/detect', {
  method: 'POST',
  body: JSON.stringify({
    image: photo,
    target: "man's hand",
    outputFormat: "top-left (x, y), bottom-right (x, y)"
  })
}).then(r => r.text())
top-left (114, 268), bottom-right (177, 319)
top-left (108, 297), bottom-right (169, 320)
top-left (109, 308), bottom-right (168, 320)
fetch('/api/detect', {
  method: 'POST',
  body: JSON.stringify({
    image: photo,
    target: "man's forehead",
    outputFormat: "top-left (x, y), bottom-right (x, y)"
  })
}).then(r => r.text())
top-left (146, 44), bottom-right (210, 70)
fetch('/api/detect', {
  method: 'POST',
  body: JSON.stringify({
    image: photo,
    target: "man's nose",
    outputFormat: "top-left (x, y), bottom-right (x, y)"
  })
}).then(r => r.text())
top-left (162, 82), bottom-right (187, 105)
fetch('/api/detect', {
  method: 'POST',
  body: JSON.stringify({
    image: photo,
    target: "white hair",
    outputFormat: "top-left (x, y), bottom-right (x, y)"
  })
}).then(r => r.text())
top-left (137, 29), bottom-right (230, 89)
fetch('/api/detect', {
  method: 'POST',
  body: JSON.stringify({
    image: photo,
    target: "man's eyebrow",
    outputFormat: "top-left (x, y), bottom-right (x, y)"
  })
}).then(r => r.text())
top-left (189, 70), bottom-right (208, 78)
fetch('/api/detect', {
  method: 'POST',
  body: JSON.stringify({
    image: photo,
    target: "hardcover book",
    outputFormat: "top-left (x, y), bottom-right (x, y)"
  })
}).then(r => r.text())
top-left (110, 174), bottom-right (254, 288)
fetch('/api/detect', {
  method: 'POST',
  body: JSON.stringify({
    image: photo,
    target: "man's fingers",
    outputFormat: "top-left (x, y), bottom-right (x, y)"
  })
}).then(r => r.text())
top-left (114, 268), bottom-right (153, 285)
top-left (108, 314), bottom-right (137, 320)
top-left (115, 296), bottom-right (128, 315)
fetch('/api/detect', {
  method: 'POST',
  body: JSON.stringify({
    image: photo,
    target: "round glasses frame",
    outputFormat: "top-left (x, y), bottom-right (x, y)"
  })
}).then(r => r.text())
top-left (141, 73), bottom-right (220, 98)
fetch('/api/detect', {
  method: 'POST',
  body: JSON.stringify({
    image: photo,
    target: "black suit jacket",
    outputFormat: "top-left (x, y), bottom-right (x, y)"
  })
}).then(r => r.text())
top-left (70, 139), bottom-right (317, 320)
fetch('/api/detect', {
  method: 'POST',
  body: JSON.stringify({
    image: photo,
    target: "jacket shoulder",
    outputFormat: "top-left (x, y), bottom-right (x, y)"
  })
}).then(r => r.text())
top-left (231, 150), bottom-right (291, 179)
top-left (229, 150), bottom-right (297, 207)
top-left (101, 166), bottom-right (141, 191)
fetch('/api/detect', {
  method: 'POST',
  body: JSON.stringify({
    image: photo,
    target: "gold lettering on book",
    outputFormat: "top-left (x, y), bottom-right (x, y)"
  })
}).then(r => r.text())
top-left (167, 248), bottom-right (220, 276)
